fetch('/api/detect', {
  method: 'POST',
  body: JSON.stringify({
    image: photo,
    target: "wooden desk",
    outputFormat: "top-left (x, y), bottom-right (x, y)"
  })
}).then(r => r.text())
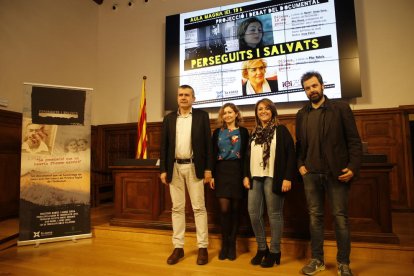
top-left (110, 163), bottom-right (398, 244)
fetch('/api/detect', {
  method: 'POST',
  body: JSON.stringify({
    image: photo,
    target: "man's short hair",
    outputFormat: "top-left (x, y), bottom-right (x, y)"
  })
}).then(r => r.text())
top-left (300, 71), bottom-right (323, 89)
top-left (178, 84), bottom-right (195, 97)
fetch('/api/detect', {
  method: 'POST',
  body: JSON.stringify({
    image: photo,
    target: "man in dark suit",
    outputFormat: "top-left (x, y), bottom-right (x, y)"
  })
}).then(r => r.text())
top-left (296, 72), bottom-right (362, 276)
top-left (160, 84), bottom-right (213, 265)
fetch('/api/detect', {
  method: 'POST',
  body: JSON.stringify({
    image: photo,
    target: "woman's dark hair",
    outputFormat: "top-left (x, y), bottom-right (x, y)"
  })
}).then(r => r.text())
top-left (237, 17), bottom-right (264, 50)
top-left (254, 98), bottom-right (279, 126)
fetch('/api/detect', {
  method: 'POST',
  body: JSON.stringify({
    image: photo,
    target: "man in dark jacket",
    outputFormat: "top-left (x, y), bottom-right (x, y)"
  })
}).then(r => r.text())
top-left (160, 84), bottom-right (213, 266)
top-left (296, 71), bottom-right (362, 276)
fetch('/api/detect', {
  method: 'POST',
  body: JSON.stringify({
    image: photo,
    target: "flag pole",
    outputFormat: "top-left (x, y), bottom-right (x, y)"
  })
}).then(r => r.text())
top-left (136, 76), bottom-right (148, 159)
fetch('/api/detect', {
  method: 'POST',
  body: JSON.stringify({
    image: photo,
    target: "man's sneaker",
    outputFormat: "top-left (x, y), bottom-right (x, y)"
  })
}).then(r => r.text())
top-left (301, 259), bottom-right (326, 275)
top-left (338, 263), bottom-right (353, 276)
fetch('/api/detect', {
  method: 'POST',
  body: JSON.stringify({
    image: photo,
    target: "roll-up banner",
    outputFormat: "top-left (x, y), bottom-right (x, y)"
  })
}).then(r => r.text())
top-left (18, 83), bottom-right (93, 246)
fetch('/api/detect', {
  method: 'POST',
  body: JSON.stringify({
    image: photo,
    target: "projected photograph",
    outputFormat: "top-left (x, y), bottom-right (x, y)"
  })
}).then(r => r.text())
top-left (165, 0), bottom-right (361, 109)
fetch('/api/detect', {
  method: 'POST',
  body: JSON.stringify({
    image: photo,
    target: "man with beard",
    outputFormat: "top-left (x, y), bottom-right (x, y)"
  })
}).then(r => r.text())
top-left (295, 71), bottom-right (362, 276)
top-left (160, 84), bottom-right (213, 266)
top-left (21, 122), bottom-right (49, 154)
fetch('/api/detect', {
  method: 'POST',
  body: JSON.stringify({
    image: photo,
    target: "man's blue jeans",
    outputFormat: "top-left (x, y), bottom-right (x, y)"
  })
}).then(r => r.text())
top-left (248, 177), bottom-right (284, 253)
top-left (302, 173), bottom-right (351, 264)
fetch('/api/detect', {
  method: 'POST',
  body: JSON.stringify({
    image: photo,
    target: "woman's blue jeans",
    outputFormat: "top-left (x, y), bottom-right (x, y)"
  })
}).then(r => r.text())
top-left (302, 173), bottom-right (351, 264)
top-left (248, 177), bottom-right (284, 253)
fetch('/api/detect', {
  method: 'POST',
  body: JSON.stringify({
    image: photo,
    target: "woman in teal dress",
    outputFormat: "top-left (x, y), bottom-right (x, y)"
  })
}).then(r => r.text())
top-left (210, 103), bottom-right (249, 260)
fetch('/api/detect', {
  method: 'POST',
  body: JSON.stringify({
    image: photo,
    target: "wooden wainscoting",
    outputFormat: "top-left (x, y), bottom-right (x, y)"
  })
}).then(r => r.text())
top-left (0, 110), bottom-right (22, 220)
top-left (1, 106), bottom-right (413, 222)
top-left (354, 108), bottom-right (414, 211)
top-left (91, 107), bottom-right (414, 212)
top-left (90, 122), bottom-right (163, 206)
top-left (109, 162), bottom-right (399, 243)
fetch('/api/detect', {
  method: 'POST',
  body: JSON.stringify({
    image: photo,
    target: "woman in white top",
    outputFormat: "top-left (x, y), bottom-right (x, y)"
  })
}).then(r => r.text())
top-left (243, 98), bottom-right (296, 268)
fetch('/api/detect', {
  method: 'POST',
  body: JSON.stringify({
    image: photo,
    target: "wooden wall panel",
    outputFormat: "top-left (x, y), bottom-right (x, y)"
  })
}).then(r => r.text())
top-left (92, 125), bottom-right (133, 207)
top-left (124, 178), bottom-right (151, 213)
top-left (110, 163), bottom-right (398, 243)
top-left (91, 108), bottom-right (414, 211)
top-left (354, 109), bottom-right (412, 210)
top-left (0, 154), bottom-right (20, 220)
top-left (147, 124), bottom-right (161, 159)
top-left (0, 110), bottom-right (22, 220)
top-left (158, 182), bottom-right (172, 222)
top-left (1, 106), bottom-right (413, 222)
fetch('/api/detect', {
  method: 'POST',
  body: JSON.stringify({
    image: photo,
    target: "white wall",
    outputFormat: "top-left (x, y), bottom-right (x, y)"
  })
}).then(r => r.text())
top-left (1, 0), bottom-right (413, 125)
top-left (94, 0), bottom-right (244, 124)
top-left (353, 0), bottom-right (414, 109)
top-left (0, 0), bottom-right (98, 116)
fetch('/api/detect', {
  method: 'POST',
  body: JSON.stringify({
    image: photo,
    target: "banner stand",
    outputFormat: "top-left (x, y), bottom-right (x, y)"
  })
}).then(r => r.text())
top-left (17, 233), bottom-right (92, 247)
top-left (18, 83), bottom-right (93, 246)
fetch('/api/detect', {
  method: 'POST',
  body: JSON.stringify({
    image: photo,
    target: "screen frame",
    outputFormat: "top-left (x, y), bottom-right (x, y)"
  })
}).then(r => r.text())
top-left (164, 0), bottom-right (361, 111)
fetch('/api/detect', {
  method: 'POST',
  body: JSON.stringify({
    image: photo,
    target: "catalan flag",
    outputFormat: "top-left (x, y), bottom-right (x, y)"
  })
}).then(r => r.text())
top-left (136, 76), bottom-right (148, 159)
